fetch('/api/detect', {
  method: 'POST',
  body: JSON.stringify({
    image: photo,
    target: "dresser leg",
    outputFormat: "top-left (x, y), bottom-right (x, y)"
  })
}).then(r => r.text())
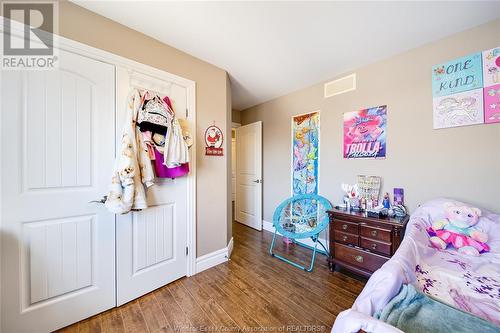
top-left (328, 260), bottom-right (335, 272)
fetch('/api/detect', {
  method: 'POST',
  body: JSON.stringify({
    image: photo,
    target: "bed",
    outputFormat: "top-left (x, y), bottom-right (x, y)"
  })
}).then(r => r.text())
top-left (331, 198), bottom-right (500, 333)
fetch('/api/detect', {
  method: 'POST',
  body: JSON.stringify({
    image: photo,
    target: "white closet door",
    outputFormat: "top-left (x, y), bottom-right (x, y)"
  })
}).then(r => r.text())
top-left (1, 49), bottom-right (116, 332)
top-left (115, 69), bottom-right (189, 306)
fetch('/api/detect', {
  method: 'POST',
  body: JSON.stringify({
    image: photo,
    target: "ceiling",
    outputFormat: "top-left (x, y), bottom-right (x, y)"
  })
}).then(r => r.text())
top-left (73, 1), bottom-right (499, 110)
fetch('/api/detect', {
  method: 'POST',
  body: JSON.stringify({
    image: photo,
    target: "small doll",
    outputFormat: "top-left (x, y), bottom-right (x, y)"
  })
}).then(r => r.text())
top-left (382, 192), bottom-right (391, 209)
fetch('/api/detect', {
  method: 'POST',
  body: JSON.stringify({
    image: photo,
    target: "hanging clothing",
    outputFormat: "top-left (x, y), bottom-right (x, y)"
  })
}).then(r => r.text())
top-left (137, 93), bottom-right (169, 133)
top-left (162, 96), bottom-right (190, 168)
top-left (178, 118), bottom-right (193, 148)
top-left (105, 89), bottom-right (155, 214)
top-left (153, 148), bottom-right (190, 178)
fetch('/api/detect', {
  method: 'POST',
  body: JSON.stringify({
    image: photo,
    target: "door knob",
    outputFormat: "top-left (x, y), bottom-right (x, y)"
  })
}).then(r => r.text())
top-left (89, 195), bottom-right (107, 204)
top-left (253, 179), bottom-right (261, 184)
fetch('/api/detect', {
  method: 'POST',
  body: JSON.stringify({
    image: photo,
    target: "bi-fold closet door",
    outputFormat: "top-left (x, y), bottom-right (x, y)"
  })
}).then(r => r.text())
top-left (1, 45), bottom-right (193, 332)
top-left (115, 68), bottom-right (190, 306)
top-left (1, 48), bottom-right (117, 333)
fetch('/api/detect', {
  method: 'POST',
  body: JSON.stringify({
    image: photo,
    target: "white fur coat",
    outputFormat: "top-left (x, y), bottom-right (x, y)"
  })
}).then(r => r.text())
top-left (105, 90), bottom-right (155, 214)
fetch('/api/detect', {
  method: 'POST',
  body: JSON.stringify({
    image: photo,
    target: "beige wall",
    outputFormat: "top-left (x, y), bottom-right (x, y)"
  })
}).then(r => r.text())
top-left (232, 109), bottom-right (242, 124)
top-left (242, 19), bottom-right (500, 223)
top-left (58, 1), bottom-right (230, 256)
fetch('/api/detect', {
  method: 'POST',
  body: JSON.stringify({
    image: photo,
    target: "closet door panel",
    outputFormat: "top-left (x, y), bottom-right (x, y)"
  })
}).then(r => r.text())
top-left (1, 48), bottom-right (116, 333)
top-left (115, 68), bottom-right (190, 306)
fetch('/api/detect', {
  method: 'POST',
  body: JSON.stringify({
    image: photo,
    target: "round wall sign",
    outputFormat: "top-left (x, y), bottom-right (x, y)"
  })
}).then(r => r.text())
top-left (204, 125), bottom-right (223, 148)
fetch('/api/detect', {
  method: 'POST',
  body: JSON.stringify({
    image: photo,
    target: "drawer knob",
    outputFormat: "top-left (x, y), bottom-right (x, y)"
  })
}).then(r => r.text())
top-left (342, 224), bottom-right (348, 230)
top-left (371, 243), bottom-right (377, 250)
top-left (371, 230), bottom-right (378, 237)
top-left (342, 235), bottom-right (348, 241)
top-left (354, 255), bottom-right (364, 263)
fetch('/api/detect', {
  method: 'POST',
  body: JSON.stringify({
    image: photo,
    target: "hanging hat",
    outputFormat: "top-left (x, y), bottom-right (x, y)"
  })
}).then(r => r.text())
top-left (178, 118), bottom-right (193, 148)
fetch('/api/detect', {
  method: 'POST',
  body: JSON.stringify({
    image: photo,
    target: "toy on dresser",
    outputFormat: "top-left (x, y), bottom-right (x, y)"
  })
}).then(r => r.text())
top-left (427, 202), bottom-right (490, 256)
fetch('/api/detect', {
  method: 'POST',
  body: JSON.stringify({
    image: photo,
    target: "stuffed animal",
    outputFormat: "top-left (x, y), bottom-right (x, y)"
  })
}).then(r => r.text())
top-left (427, 203), bottom-right (489, 256)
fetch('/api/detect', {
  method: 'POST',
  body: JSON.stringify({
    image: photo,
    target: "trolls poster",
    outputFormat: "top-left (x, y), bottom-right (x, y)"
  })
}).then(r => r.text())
top-left (343, 106), bottom-right (387, 159)
top-left (292, 112), bottom-right (319, 195)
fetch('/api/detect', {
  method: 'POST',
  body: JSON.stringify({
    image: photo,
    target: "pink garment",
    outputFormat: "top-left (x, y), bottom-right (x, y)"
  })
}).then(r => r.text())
top-left (428, 227), bottom-right (490, 253)
top-left (142, 131), bottom-right (156, 160)
top-left (153, 148), bottom-right (189, 178)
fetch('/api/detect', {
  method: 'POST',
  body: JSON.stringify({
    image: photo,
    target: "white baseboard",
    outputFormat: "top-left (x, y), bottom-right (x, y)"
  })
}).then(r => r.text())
top-left (263, 220), bottom-right (329, 252)
top-left (195, 237), bottom-right (234, 274)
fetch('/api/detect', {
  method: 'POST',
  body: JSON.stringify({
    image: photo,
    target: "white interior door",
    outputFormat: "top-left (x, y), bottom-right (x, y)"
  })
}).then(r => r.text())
top-left (1, 49), bottom-right (116, 332)
top-left (115, 69), bottom-right (190, 306)
top-left (235, 121), bottom-right (262, 230)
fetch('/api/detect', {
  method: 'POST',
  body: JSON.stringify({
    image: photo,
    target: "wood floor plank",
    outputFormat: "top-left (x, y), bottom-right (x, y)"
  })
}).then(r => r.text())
top-left (167, 279), bottom-right (215, 331)
top-left (60, 221), bottom-right (365, 333)
top-left (199, 267), bottom-right (295, 328)
top-left (154, 286), bottom-right (193, 333)
top-left (230, 250), bottom-right (344, 318)
top-left (181, 278), bottom-right (239, 330)
top-left (231, 232), bottom-right (360, 315)
top-left (192, 272), bottom-right (263, 329)
top-left (77, 315), bottom-right (102, 333)
top-left (217, 258), bottom-right (332, 328)
top-left (119, 300), bottom-right (150, 333)
top-left (100, 308), bottom-right (125, 333)
top-left (233, 228), bottom-right (364, 305)
top-left (213, 265), bottom-right (307, 326)
top-left (138, 292), bottom-right (171, 333)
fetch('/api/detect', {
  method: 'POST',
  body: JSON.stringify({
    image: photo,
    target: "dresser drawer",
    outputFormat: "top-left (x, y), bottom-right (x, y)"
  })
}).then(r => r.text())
top-left (334, 230), bottom-right (359, 246)
top-left (360, 237), bottom-right (392, 256)
top-left (334, 220), bottom-right (358, 234)
top-left (360, 225), bottom-right (391, 242)
top-left (334, 243), bottom-right (388, 272)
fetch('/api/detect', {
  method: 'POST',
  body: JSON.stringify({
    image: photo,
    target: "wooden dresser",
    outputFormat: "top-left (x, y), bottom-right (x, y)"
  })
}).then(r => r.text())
top-left (327, 209), bottom-right (409, 277)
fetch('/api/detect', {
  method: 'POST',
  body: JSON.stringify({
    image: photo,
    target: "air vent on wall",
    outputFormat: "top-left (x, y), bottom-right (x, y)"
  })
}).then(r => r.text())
top-left (324, 73), bottom-right (356, 98)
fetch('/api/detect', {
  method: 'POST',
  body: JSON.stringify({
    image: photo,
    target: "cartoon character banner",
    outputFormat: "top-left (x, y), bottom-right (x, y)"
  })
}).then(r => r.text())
top-left (482, 47), bottom-right (500, 124)
top-left (432, 52), bottom-right (483, 98)
top-left (482, 47), bottom-right (500, 87)
top-left (292, 112), bottom-right (319, 195)
top-left (431, 46), bottom-right (500, 128)
top-left (484, 84), bottom-right (500, 123)
top-left (343, 106), bottom-right (387, 159)
top-left (433, 88), bottom-right (484, 129)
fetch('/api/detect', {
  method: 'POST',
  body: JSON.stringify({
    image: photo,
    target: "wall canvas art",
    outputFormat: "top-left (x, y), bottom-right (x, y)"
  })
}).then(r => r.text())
top-left (292, 112), bottom-right (319, 195)
top-left (482, 47), bottom-right (500, 87)
top-left (343, 106), bottom-right (387, 159)
top-left (432, 52), bottom-right (483, 98)
top-left (484, 84), bottom-right (500, 124)
top-left (433, 88), bottom-right (484, 129)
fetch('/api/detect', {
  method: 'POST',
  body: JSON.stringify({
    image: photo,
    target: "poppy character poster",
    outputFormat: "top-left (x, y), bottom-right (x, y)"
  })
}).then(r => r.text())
top-left (343, 106), bottom-right (387, 159)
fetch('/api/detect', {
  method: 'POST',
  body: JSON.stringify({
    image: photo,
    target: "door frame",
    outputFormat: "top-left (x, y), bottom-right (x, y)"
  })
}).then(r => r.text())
top-left (231, 123), bottom-right (241, 203)
top-left (0, 20), bottom-right (198, 280)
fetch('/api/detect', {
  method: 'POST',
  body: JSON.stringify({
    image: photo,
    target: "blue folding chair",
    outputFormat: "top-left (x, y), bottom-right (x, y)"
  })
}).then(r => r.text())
top-left (269, 194), bottom-right (332, 272)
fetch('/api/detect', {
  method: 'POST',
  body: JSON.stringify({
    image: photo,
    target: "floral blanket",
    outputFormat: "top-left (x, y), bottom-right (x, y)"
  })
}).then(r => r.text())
top-left (332, 198), bottom-right (500, 333)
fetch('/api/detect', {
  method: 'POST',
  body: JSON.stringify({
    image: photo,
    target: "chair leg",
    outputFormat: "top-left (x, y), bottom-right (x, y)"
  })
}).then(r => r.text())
top-left (269, 230), bottom-right (278, 256)
top-left (305, 236), bottom-right (320, 272)
top-left (317, 238), bottom-right (329, 256)
top-left (269, 231), bottom-right (321, 272)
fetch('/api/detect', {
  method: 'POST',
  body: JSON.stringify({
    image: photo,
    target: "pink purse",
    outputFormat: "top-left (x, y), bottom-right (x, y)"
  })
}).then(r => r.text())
top-left (153, 148), bottom-right (189, 179)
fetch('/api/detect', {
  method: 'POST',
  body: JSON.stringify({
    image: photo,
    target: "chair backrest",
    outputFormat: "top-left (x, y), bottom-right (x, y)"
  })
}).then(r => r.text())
top-left (272, 194), bottom-right (332, 239)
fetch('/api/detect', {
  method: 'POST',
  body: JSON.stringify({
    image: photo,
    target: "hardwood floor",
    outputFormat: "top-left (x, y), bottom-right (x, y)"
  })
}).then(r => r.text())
top-left (57, 222), bottom-right (366, 333)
